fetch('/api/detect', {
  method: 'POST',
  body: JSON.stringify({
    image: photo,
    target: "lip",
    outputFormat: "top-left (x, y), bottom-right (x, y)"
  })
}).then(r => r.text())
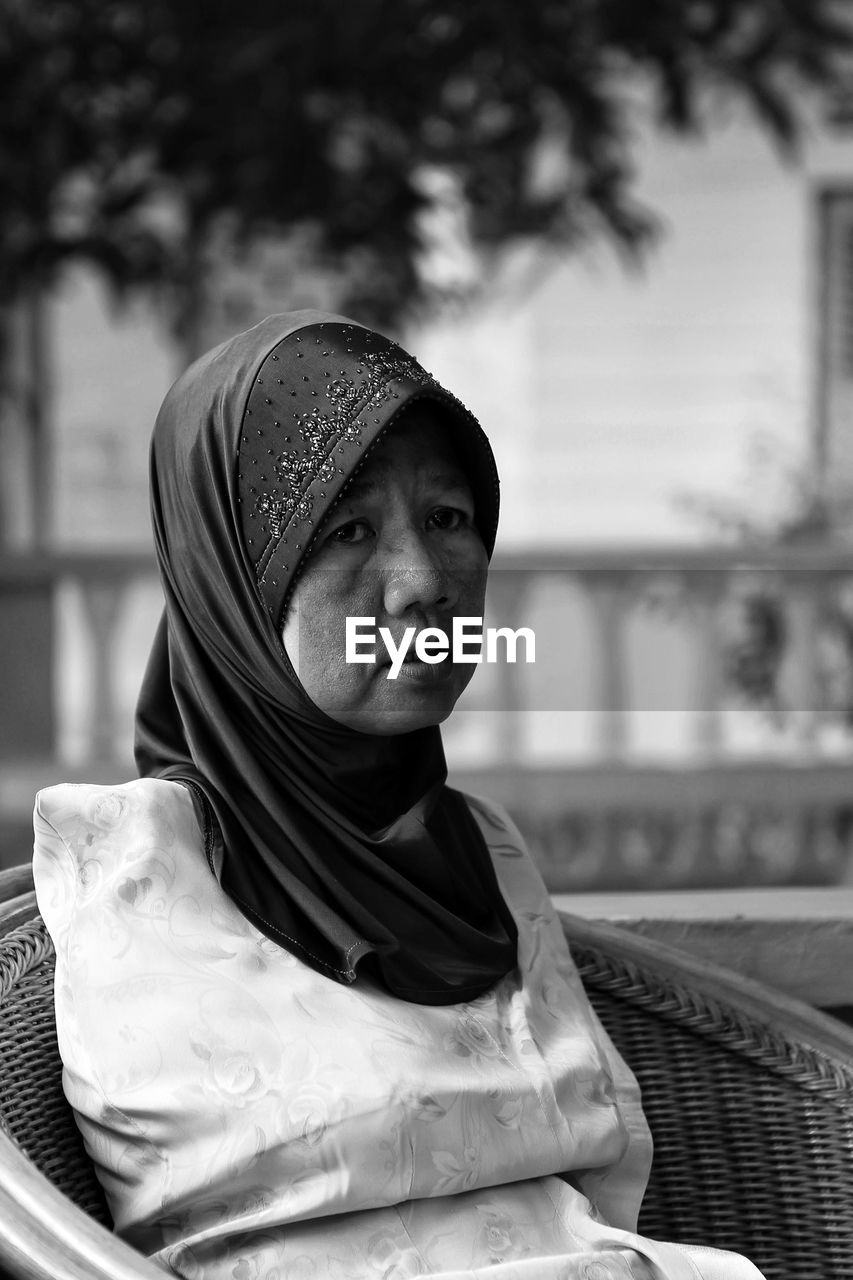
top-left (387, 657), bottom-right (454, 685)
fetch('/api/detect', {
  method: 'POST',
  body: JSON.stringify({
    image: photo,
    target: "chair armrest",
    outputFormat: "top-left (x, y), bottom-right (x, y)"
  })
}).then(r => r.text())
top-left (0, 1124), bottom-right (159, 1280)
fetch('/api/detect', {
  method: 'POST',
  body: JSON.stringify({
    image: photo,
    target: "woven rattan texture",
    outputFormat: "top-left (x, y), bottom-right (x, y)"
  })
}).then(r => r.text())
top-left (569, 938), bottom-right (853, 1280)
top-left (0, 918), bottom-right (111, 1226)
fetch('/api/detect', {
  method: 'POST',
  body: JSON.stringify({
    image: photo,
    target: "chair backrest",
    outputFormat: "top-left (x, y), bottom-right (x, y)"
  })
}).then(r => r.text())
top-left (568, 912), bottom-right (853, 1280)
top-left (0, 909), bottom-right (111, 1225)
top-left (1, 863), bottom-right (853, 1280)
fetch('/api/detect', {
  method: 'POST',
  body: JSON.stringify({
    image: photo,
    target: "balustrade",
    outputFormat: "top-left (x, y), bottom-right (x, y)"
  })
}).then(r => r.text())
top-left (3, 546), bottom-right (853, 767)
top-left (1, 545), bottom-right (852, 889)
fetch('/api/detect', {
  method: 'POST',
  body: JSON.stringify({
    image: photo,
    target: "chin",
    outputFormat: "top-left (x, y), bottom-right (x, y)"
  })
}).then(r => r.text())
top-left (378, 711), bottom-right (454, 736)
top-left (360, 686), bottom-right (461, 736)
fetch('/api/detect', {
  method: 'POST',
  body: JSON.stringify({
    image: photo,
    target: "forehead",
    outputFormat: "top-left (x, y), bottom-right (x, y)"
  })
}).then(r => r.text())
top-left (342, 408), bottom-right (470, 499)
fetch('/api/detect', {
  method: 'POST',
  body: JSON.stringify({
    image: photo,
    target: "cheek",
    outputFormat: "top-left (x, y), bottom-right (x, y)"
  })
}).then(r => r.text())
top-left (290, 627), bottom-right (371, 719)
top-left (284, 572), bottom-right (360, 668)
top-left (447, 538), bottom-right (489, 612)
top-left (305, 657), bottom-right (367, 722)
top-left (283, 575), bottom-right (377, 713)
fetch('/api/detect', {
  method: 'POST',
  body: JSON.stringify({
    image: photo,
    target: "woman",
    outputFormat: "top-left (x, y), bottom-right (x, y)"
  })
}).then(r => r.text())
top-left (32, 312), bottom-right (764, 1279)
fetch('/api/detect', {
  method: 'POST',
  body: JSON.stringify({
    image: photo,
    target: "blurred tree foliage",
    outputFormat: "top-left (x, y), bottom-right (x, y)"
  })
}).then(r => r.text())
top-left (0, 0), bottom-right (851, 540)
top-left (2, 0), bottom-right (851, 330)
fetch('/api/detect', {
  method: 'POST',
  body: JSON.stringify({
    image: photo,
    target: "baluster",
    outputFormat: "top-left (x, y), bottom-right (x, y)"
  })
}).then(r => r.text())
top-left (689, 570), bottom-right (725, 756)
top-left (585, 572), bottom-right (629, 759)
top-left (783, 573), bottom-right (824, 747)
top-left (486, 569), bottom-right (528, 766)
top-left (77, 576), bottom-right (124, 761)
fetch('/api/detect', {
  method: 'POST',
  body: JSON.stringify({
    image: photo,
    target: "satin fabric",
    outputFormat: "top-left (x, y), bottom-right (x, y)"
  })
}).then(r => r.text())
top-left (135, 311), bottom-right (517, 1002)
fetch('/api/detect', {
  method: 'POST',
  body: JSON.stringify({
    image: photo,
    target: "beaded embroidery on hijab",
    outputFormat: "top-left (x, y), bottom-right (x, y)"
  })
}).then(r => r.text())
top-left (136, 311), bottom-right (518, 1004)
top-left (237, 316), bottom-right (499, 629)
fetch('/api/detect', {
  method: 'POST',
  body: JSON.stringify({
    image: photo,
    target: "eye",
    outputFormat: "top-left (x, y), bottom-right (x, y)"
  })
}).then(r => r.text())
top-left (327, 518), bottom-right (373, 545)
top-left (428, 506), bottom-right (468, 531)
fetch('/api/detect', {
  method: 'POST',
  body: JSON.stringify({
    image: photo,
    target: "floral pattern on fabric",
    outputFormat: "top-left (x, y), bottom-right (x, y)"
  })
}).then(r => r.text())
top-left (32, 780), bottom-right (764, 1280)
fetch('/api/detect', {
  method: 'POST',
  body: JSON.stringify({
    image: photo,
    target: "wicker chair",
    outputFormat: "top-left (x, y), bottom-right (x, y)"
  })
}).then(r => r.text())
top-left (1, 864), bottom-right (852, 1280)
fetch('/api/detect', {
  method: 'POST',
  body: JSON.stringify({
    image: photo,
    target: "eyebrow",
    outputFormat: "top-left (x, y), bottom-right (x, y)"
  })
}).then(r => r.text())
top-left (340, 469), bottom-right (471, 504)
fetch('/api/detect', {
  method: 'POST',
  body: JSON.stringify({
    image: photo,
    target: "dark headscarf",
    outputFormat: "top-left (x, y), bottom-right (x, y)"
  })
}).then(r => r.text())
top-left (135, 311), bottom-right (517, 1004)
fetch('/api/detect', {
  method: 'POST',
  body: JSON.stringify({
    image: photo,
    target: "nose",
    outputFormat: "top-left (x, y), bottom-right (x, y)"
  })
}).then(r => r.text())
top-left (381, 528), bottom-right (451, 618)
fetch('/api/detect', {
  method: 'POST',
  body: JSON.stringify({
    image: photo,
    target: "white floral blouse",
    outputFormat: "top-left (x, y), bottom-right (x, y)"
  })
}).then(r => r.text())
top-left (32, 780), bottom-right (764, 1280)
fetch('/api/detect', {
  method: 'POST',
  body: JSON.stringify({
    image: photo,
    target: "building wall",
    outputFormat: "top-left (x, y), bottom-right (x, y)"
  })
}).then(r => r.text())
top-left (414, 108), bottom-right (853, 549)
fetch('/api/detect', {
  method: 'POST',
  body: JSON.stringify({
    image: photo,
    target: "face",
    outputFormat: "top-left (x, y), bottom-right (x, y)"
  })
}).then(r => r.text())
top-left (282, 410), bottom-right (489, 734)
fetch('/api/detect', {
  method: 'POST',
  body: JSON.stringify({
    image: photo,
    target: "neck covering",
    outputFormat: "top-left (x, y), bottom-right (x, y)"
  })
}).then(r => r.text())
top-left (135, 310), bottom-right (518, 1003)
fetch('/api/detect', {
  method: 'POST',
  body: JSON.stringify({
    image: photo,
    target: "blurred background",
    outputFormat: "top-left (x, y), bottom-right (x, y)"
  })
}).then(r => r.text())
top-left (3, 0), bottom-right (853, 897)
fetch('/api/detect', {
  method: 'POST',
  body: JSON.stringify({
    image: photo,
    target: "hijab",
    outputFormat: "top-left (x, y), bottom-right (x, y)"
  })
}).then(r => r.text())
top-left (135, 310), bottom-right (518, 1004)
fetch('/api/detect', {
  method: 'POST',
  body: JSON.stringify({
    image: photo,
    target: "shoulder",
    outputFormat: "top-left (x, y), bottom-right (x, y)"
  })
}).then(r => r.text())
top-left (32, 778), bottom-right (203, 945)
top-left (34, 775), bottom-right (193, 823)
top-left (459, 789), bottom-right (556, 919)
top-left (34, 777), bottom-right (199, 861)
top-left (460, 790), bottom-right (528, 853)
